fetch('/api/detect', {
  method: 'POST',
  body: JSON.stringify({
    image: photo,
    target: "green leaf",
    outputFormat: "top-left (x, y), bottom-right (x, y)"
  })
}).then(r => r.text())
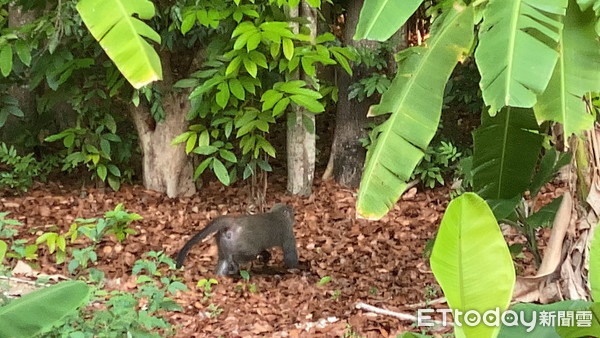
top-left (255, 120), bottom-right (269, 132)
top-left (317, 276), bottom-right (332, 285)
top-left (225, 121), bottom-right (233, 138)
top-left (272, 97), bottom-right (290, 116)
top-left (97, 164), bottom-right (108, 181)
top-left (198, 130), bottom-right (210, 146)
top-left (257, 160), bottom-right (272, 172)
top-left (171, 131), bottom-right (192, 145)
top-left (239, 76), bottom-right (258, 94)
top-left (100, 138), bottom-right (111, 155)
top-left (107, 175), bottom-right (120, 191)
top-left (44, 132), bottom-right (66, 143)
top-left (243, 57), bottom-right (258, 77)
top-left (261, 90), bottom-right (284, 111)
top-left (5, 105), bottom-right (23, 118)
top-left (431, 193), bottom-right (515, 338)
top-left (534, 3), bottom-right (599, 137)
top-left (236, 121), bottom-right (256, 138)
top-left (0, 110), bottom-right (7, 127)
top-left (282, 38), bottom-right (294, 60)
top-left (475, 0), bottom-right (567, 114)
top-left (290, 95), bottom-right (324, 113)
top-left (232, 21), bottom-right (257, 38)
top-left (226, 55), bottom-right (243, 76)
top-left (14, 40), bottom-right (31, 66)
top-left (216, 82), bottom-right (230, 108)
top-left (185, 132), bottom-right (198, 154)
top-left (270, 42), bottom-right (281, 58)
top-left (64, 134), bottom-right (75, 148)
top-left (526, 196), bottom-right (562, 228)
top-left (487, 197), bottom-right (521, 220)
top-left (181, 12), bottom-right (196, 35)
top-left (0, 281), bottom-right (90, 337)
top-left (56, 236), bottom-right (66, 252)
top-left (194, 157), bottom-right (213, 180)
top-left (259, 21), bottom-right (295, 39)
top-left (107, 164), bottom-right (121, 177)
top-left (193, 145), bottom-right (218, 155)
top-left (472, 107), bottom-right (543, 200)
top-left (0, 240), bottom-right (6, 263)
top-left (356, 5), bottom-right (474, 219)
top-left (331, 49), bottom-right (352, 76)
top-left (248, 51), bottom-right (267, 68)
top-left (174, 78), bottom-right (198, 88)
top-left (85, 144), bottom-right (100, 154)
top-left (258, 138), bottom-right (276, 158)
top-left (235, 109), bottom-right (258, 128)
top-left (229, 79), bottom-right (245, 100)
top-left (76, 0), bottom-right (162, 88)
top-left (529, 148), bottom-right (571, 197)
top-left (36, 232), bottom-right (53, 245)
top-left (219, 149), bottom-right (237, 163)
top-left (246, 32), bottom-right (261, 51)
top-left (212, 159), bottom-right (230, 186)
top-left (277, 82), bottom-right (321, 98)
top-left (0, 44), bottom-right (13, 77)
top-left (354, 0), bottom-right (423, 41)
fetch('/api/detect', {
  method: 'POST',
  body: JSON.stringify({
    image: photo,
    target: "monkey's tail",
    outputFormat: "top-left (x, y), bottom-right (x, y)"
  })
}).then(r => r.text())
top-left (175, 219), bottom-right (226, 268)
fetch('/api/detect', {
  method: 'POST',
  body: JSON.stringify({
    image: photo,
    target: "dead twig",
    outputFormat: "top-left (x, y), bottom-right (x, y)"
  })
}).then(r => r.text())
top-left (0, 275), bottom-right (51, 287)
top-left (355, 302), bottom-right (451, 328)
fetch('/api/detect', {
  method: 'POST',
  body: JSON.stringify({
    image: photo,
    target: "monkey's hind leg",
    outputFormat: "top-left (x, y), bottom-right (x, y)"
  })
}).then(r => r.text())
top-left (215, 245), bottom-right (240, 276)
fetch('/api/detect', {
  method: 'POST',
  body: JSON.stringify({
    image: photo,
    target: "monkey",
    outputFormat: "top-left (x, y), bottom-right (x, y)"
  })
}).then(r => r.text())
top-left (175, 204), bottom-right (298, 276)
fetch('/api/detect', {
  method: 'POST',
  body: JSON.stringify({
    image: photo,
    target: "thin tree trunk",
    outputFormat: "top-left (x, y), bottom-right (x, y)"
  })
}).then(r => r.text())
top-left (287, 2), bottom-right (317, 196)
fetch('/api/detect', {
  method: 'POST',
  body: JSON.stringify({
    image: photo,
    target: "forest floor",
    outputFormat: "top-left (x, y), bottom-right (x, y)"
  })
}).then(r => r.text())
top-left (0, 177), bottom-right (564, 337)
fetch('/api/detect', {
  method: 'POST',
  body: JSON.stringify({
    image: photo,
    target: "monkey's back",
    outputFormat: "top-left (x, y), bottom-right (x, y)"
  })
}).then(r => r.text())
top-left (217, 211), bottom-right (291, 263)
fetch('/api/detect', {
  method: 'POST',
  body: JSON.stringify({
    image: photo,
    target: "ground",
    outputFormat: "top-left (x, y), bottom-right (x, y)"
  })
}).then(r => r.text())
top-left (0, 177), bottom-right (561, 337)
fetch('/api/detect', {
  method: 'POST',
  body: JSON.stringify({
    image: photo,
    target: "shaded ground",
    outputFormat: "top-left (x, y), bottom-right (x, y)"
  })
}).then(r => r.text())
top-left (0, 178), bottom-right (563, 337)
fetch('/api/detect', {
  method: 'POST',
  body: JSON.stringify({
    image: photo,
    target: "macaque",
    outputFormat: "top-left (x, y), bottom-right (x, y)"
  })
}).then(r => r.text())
top-left (176, 204), bottom-right (298, 276)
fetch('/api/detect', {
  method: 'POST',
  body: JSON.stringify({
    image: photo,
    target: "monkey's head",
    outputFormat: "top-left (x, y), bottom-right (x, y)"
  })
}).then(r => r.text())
top-left (271, 203), bottom-right (295, 224)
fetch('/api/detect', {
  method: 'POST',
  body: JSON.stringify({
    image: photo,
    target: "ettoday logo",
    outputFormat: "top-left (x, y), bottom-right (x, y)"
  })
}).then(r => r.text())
top-left (417, 308), bottom-right (594, 332)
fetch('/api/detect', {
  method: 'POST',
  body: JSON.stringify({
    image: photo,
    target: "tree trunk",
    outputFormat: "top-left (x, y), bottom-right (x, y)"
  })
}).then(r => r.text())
top-left (287, 2), bottom-right (317, 196)
top-left (129, 92), bottom-right (196, 198)
top-left (7, 4), bottom-right (37, 115)
top-left (323, 0), bottom-right (382, 187)
top-left (4, 4), bottom-right (38, 146)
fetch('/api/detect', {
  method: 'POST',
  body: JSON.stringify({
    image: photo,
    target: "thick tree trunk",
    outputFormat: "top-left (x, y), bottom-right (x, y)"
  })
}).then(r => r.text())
top-left (4, 4), bottom-right (37, 145)
top-left (8, 5), bottom-right (36, 110)
top-left (323, 0), bottom-right (381, 187)
top-left (287, 3), bottom-right (317, 196)
top-left (129, 92), bottom-right (195, 198)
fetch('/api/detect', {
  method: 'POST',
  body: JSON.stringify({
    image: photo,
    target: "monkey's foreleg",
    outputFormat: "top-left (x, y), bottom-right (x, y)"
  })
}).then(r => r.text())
top-left (282, 237), bottom-right (299, 268)
top-left (257, 250), bottom-right (271, 264)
